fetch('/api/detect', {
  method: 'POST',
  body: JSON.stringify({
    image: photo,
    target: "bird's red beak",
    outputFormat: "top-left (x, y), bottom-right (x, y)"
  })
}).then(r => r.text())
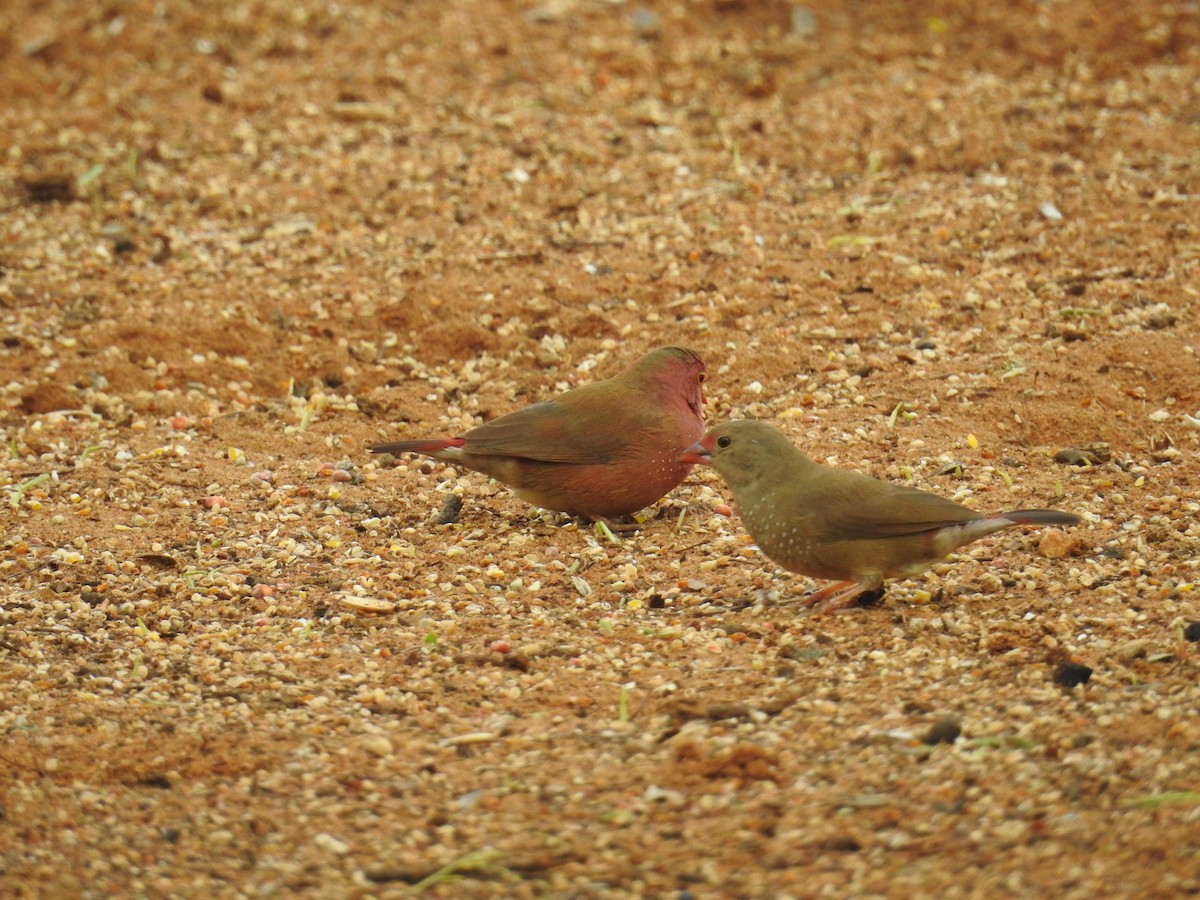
top-left (677, 436), bottom-right (713, 466)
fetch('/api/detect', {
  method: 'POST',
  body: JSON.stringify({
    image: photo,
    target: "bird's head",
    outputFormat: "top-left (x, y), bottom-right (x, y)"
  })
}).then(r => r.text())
top-left (630, 346), bottom-right (707, 417)
top-left (678, 420), bottom-right (804, 488)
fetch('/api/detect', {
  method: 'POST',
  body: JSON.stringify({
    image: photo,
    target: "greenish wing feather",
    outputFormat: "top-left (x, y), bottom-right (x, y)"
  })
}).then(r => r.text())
top-left (808, 474), bottom-right (982, 543)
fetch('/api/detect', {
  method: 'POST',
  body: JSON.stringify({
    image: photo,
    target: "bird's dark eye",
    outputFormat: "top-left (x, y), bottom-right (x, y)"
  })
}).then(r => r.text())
top-left (716, 435), bottom-right (732, 448)
top-left (697, 372), bottom-right (706, 383)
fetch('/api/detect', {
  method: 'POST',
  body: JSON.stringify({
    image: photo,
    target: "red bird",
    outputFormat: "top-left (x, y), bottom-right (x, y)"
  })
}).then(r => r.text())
top-left (370, 346), bottom-right (707, 520)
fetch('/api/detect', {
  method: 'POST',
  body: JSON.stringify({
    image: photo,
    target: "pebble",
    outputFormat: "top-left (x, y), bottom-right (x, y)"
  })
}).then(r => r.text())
top-left (1037, 530), bottom-right (1077, 559)
top-left (334, 594), bottom-right (397, 616)
top-left (630, 7), bottom-right (661, 38)
top-left (923, 717), bottom-right (962, 746)
top-left (791, 6), bottom-right (816, 35)
top-left (1039, 201), bottom-right (1064, 220)
top-left (432, 494), bottom-right (464, 525)
top-left (361, 735), bottom-right (394, 758)
top-left (313, 833), bottom-right (351, 855)
top-left (1053, 663), bottom-right (1094, 688)
top-left (1114, 639), bottom-right (1151, 662)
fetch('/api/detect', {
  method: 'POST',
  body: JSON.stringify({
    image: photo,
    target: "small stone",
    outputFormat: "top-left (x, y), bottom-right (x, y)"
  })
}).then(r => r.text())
top-left (313, 832), bottom-right (351, 855)
top-left (1114, 639), bottom-right (1151, 662)
top-left (779, 645), bottom-right (829, 663)
top-left (264, 217), bottom-right (316, 239)
top-left (1183, 622), bottom-right (1200, 643)
top-left (1039, 201), bottom-right (1064, 220)
top-left (431, 494), bottom-right (463, 525)
top-left (1037, 530), bottom-right (1076, 559)
top-left (631, 7), bottom-right (661, 38)
top-left (362, 735), bottom-right (394, 758)
top-left (644, 784), bottom-right (686, 805)
top-left (857, 586), bottom-right (886, 608)
top-left (332, 102), bottom-right (392, 122)
top-left (19, 176), bottom-right (75, 203)
top-left (1054, 443), bottom-right (1111, 466)
top-left (923, 717), bottom-right (962, 746)
top-left (1053, 662), bottom-right (1093, 688)
top-left (791, 6), bottom-right (817, 36)
top-left (335, 594), bottom-right (397, 616)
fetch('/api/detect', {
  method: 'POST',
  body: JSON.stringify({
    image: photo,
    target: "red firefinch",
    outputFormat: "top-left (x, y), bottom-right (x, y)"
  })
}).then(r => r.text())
top-left (372, 346), bottom-right (707, 520)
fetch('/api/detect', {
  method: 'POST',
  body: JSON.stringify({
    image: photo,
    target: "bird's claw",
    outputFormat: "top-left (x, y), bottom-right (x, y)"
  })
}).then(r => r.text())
top-left (802, 581), bottom-right (885, 614)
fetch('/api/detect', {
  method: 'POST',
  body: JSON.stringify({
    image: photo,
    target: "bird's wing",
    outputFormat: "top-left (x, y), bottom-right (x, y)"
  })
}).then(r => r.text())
top-left (462, 394), bottom-right (641, 464)
top-left (810, 476), bottom-right (982, 542)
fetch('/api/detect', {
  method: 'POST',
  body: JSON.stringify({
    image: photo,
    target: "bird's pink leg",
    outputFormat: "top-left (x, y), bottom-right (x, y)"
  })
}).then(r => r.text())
top-left (802, 580), bottom-right (870, 613)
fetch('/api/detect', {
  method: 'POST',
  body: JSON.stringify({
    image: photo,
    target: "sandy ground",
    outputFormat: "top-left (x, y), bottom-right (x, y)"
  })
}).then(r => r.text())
top-left (2, 0), bottom-right (1199, 896)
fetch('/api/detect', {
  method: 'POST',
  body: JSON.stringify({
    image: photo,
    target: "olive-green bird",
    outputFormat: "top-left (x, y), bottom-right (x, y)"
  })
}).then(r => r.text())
top-left (680, 419), bottom-right (1082, 611)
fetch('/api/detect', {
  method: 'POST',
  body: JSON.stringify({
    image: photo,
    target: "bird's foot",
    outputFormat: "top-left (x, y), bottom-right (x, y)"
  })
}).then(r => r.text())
top-left (580, 515), bottom-right (648, 540)
top-left (552, 514), bottom-right (639, 538)
top-left (554, 515), bottom-right (641, 542)
top-left (803, 581), bottom-right (885, 614)
top-left (597, 517), bottom-right (644, 534)
top-left (725, 589), bottom-right (779, 611)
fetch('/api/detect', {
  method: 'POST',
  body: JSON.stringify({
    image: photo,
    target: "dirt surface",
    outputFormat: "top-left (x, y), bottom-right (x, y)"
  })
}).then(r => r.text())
top-left (3, 0), bottom-right (1200, 896)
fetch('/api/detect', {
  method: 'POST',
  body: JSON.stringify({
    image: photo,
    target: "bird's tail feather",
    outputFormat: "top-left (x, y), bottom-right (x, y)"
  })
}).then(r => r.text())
top-left (1000, 509), bottom-right (1082, 527)
top-left (369, 438), bottom-right (465, 456)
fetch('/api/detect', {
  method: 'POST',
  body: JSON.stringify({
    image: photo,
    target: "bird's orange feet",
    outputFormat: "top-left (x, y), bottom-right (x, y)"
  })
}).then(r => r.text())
top-left (803, 581), bottom-right (885, 613)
